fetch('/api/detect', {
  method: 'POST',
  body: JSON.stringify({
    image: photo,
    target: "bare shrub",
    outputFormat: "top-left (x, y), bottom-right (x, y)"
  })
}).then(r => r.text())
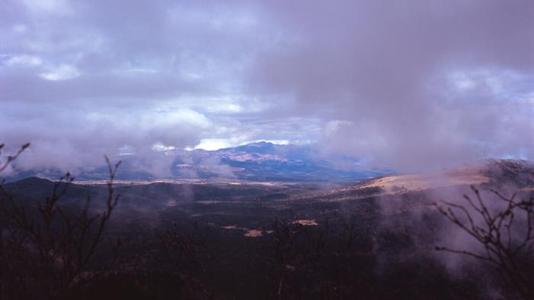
top-left (436, 186), bottom-right (534, 299)
top-left (0, 144), bottom-right (121, 299)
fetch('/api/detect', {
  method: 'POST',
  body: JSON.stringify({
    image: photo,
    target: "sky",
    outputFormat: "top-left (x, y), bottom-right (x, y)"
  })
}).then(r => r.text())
top-left (1, 0), bottom-right (533, 172)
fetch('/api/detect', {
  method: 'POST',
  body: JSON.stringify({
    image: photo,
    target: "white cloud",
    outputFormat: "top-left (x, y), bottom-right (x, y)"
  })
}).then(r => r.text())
top-left (12, 24), bottom-right (28, 33)
top-left (148, 108), bottom-right (212, 129)
top-left (203, 100), bottom-right (243, 114)
top-left (193, 138), bottom-right (233, 151)
top-left (5, 55), bottom-right (42, 67)
top-left (152, 143), bottom-right (176, 153)
top-left (21, 0), bottom-right (71, 15)
top-left (39, 64), bottom-right (80, 81)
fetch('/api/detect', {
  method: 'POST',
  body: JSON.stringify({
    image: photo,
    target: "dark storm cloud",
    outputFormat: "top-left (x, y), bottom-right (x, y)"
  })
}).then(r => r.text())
top-left (0, 0), bottom-right (533, 172)
top-left (248, 0), bottom-right (534, 170)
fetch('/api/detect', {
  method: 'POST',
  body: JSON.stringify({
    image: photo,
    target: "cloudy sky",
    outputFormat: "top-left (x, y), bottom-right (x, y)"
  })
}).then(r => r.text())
top-left (1, 0), bottom-right (533, 172)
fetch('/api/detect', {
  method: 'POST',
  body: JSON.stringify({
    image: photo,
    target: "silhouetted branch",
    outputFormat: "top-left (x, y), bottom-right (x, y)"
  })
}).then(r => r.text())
top-left (0, 149), bottom-right (121, 298)
top-left (436, 185), bottom-right (534, 300)
top-left (0, 143), bottom-right (30, 173)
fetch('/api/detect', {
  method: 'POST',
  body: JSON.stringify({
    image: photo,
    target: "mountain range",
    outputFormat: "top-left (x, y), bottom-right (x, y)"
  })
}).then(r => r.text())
top-left (6, 142), bottom-right (389, 182)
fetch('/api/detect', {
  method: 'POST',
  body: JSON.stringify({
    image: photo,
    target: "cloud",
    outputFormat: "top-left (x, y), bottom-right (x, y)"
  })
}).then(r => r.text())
top-left (5, 55), bottom-right (42, 67)
top-left (39, 64), bottom-right (80, 80)
top-left (247, 0), bottom-right (534, 170)
top-left (0, 0), bottom-right (533, 173)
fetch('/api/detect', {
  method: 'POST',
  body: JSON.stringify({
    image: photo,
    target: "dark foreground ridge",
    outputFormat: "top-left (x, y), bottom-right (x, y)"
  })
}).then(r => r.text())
top-left (1, 159), bottom-right (533, 299)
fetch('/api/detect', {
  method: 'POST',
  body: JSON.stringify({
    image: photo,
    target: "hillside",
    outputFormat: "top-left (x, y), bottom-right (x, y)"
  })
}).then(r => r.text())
top-left (2, 159), bottom-right (534, 299)
top-left (5, 159), bottom-right (533, 216)
top-left (289, 159), bottom-right (534, 202)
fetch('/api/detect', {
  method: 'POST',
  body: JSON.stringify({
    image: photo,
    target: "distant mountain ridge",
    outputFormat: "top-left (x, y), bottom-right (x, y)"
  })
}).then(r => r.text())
top-left (5, 142), bottom-right (388, 182)
top-left (175, 142), bottom-right (387, 182)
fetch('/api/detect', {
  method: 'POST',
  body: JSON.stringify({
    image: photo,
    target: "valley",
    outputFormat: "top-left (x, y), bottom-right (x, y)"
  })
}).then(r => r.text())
top-left (2, 159), bottom-right (533, 299)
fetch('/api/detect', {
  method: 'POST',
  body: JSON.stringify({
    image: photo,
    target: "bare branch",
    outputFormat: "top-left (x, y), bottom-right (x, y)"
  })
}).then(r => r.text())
top-left (0, 143), bottom-right (30, 173)
top-left (437, 187), bottom-right (534, 300)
